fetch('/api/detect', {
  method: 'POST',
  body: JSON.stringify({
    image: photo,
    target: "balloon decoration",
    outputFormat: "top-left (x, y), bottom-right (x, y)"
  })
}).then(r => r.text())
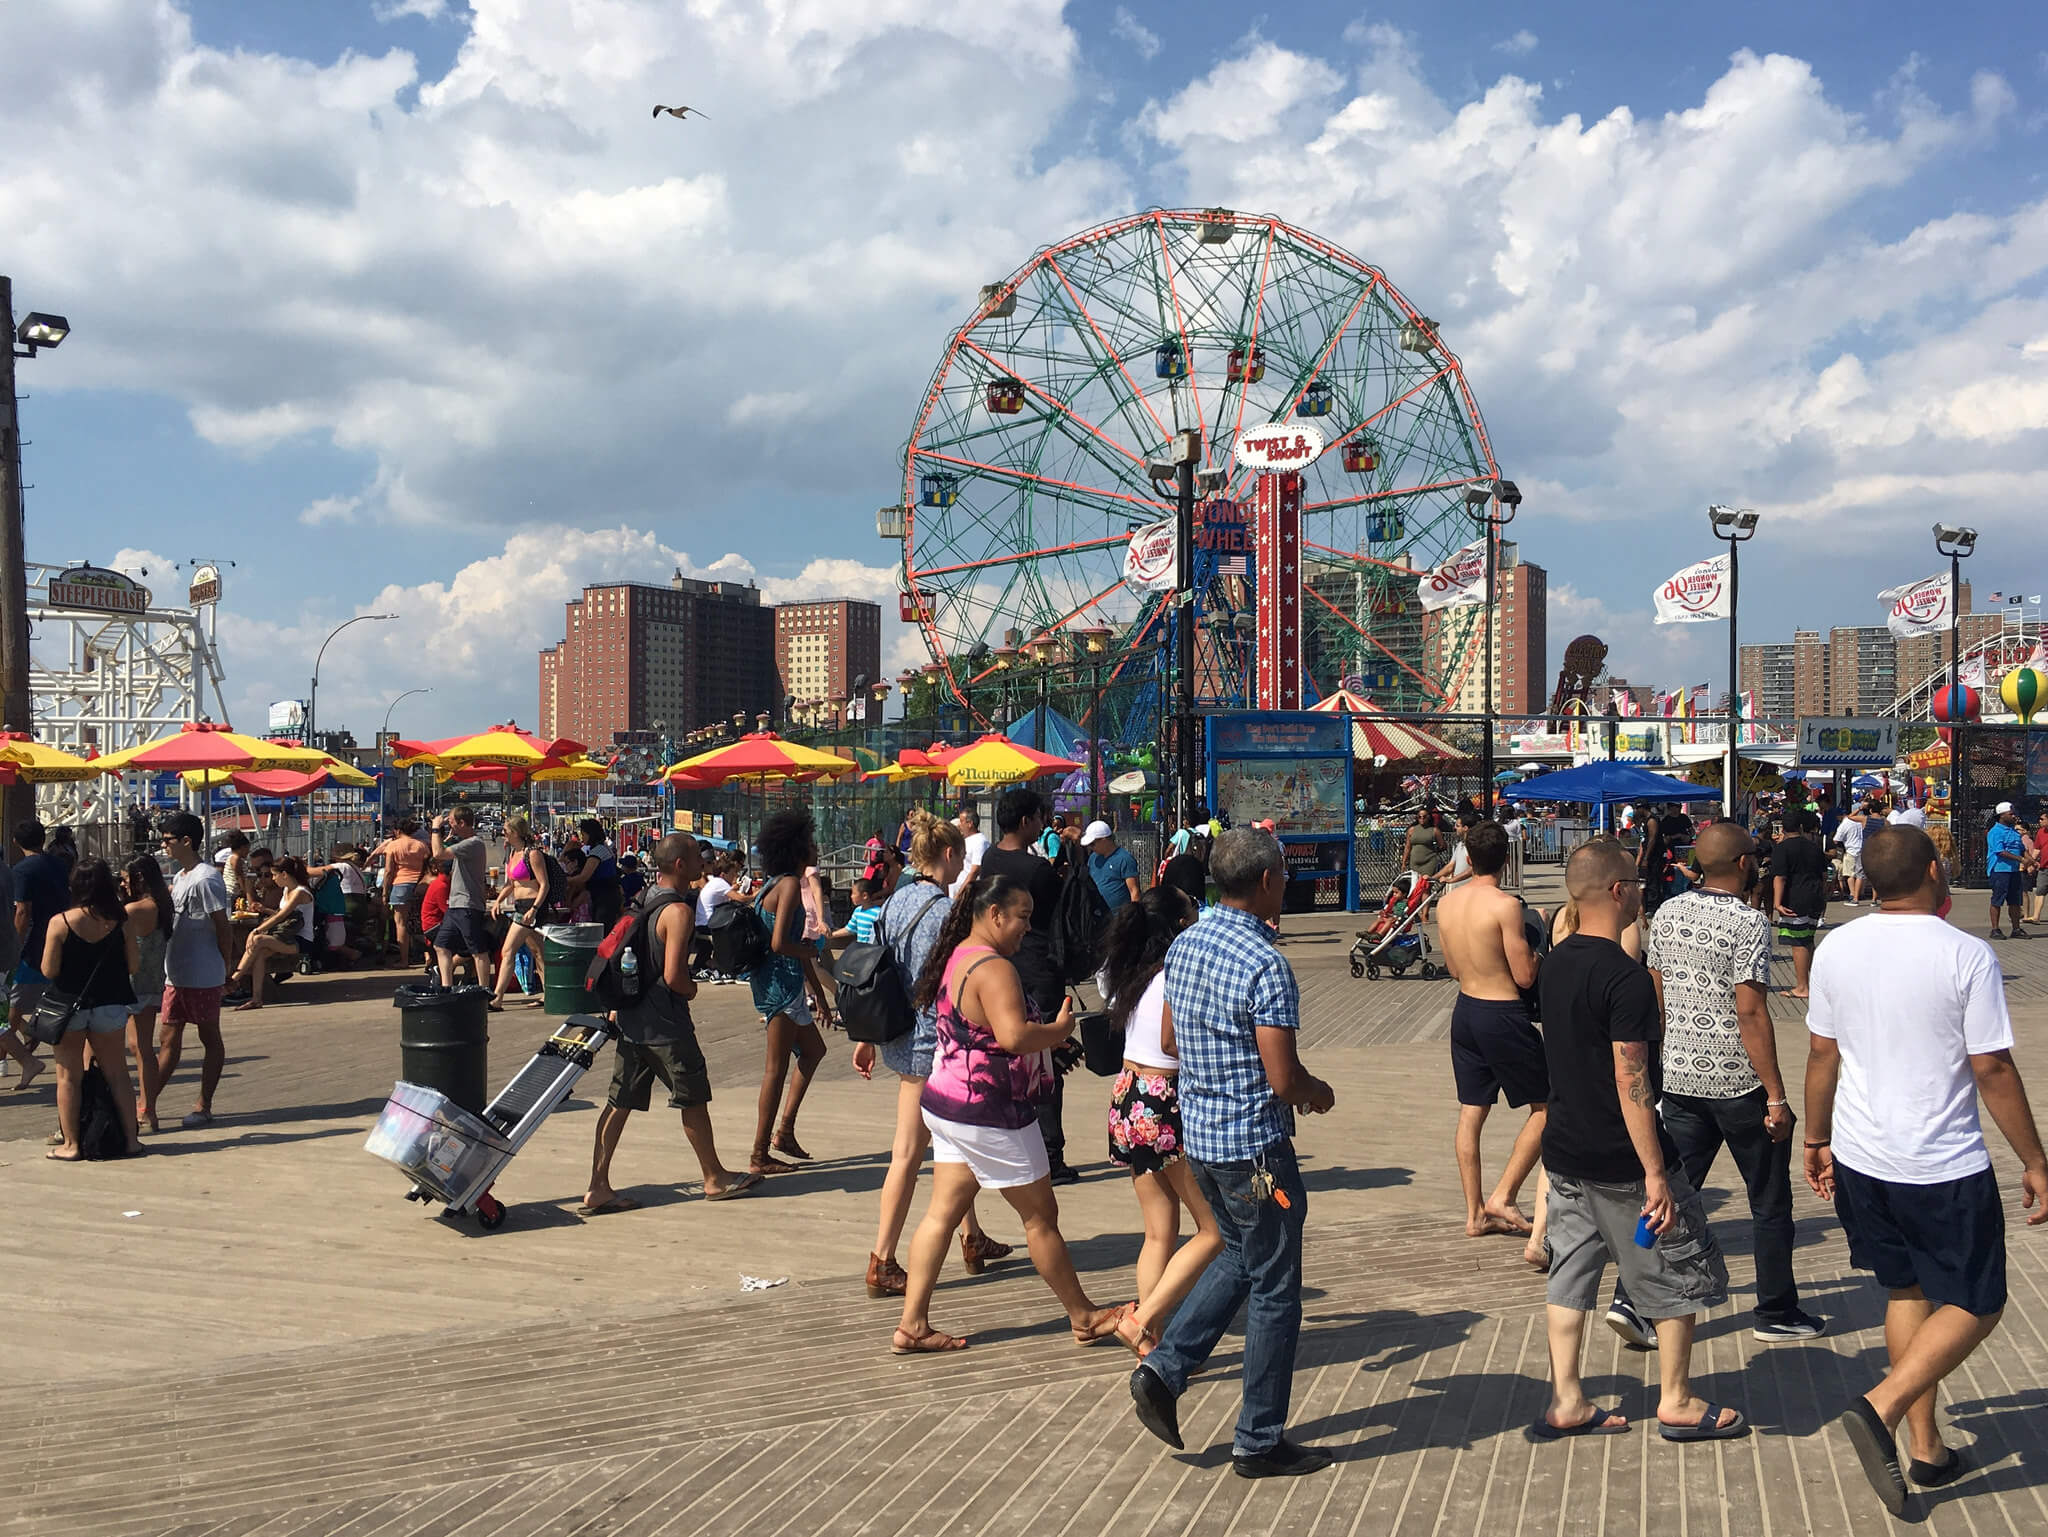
top-left (2000, 665), bottom-right (2044, 726)
top-left (1931, 682), bottom-right (1980, 744)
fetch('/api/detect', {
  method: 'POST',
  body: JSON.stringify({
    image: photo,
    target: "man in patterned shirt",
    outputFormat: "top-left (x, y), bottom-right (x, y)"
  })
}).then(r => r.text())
top-left (1128, 828), bottom-right (1337, 1479)
top-left (1605, 820), bottom-right (1826, 1349)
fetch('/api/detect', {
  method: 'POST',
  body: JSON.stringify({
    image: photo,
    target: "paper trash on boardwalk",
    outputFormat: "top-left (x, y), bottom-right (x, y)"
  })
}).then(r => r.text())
top-left (1880, 573), bottom-right (1955, 637)
top-left (1652, 554), bottom-right (1732, 624)
top-left (1121, 519), bottom-right (1177, 593)
top-left (1416, 540), bottom-right (1488, 612)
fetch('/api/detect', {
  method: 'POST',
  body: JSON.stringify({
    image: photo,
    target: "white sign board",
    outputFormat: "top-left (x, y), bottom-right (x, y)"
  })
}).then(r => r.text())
top-left (1797, 716), bottom-right (1898, 767)
top-left (268, 699), bottom-right (306, 733)
top-left (1231, 421), bottom-right (1325, 471)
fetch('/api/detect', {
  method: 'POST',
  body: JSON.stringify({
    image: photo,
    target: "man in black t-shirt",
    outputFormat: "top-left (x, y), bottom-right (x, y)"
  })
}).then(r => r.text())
top-left (1771, 809), bottom-right (1828, 1000)
top-left (982, 787), bottom-right (1079, 1184)
top-left (1532, 838), bottom-right (1742, 1443)
top-left (1159, 835), bottom-right (1209, 910)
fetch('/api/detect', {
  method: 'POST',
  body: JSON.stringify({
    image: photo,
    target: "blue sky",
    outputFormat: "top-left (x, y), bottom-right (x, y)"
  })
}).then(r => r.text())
top-left (7, 1), bottom-right (2046, 735)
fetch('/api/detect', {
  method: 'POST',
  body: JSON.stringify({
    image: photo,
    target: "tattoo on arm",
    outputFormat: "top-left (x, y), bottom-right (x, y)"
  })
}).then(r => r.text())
top-left (1617, 1040), bottom-right (1653, 1106)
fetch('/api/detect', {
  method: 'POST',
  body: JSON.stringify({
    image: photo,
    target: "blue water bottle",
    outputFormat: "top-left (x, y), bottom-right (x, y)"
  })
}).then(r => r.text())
top-left (514, 949), bottom-right (534, 995)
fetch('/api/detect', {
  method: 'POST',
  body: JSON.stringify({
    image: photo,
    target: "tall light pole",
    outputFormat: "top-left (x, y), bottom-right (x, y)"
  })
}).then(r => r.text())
top-left (379, 685), bottom-right (430, 825)
top-left (1463, 478), bottom-right (1522, 811)
top-left (1709, 505), bottom-right (1760, 818)
top-left (1148, 428), bottom-right (1202, 823)
top-left (307, 612), bottom-right (396, 750)
top-left (1934, 523), bottom-right (1978, 830)
top-left (1, 282), bottom-right (70, 841)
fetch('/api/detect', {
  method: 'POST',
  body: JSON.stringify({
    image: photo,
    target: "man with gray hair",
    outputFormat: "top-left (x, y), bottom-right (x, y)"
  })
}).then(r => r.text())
top-left (1129, 827), bottom-right (1337, 1479)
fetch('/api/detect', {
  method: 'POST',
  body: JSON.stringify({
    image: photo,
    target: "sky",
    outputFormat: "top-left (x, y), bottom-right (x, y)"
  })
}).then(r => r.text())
top-left (5, 0), bottom-right (2046, 739)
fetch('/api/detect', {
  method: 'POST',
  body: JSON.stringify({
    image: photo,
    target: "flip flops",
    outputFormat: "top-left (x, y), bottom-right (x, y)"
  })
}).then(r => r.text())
top-left (891, 1327), bottom-right (967, 1356)
top-left (1910, 1446), bottom-right (1970, 1488)
top-left (1530, 1406), bottom-right (1629, 1440)
top-left (576, 1195), bottom-right (643, 1217)
top-left (1840, 1399), bottom-right (1907, 1514)
top-left (704, 1173), bottom-right (763, 1202)
top-left (1659, 1403), bottom-right (1748, 1442)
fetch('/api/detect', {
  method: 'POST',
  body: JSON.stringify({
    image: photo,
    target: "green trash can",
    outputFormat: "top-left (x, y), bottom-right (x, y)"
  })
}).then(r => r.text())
top-left (540, 923), bottom-right (605, 1016)
top-left (393, 983), bottom-right (491, 1114)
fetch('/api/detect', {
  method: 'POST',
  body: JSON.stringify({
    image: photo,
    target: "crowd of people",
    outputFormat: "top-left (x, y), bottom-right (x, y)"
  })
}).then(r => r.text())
top-left (6, 776), bottom-right (2045, 1511)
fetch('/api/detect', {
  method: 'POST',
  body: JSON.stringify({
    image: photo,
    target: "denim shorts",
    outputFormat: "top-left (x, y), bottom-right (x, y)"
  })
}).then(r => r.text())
top-left (68, 1002), bottom-right (134, 1036)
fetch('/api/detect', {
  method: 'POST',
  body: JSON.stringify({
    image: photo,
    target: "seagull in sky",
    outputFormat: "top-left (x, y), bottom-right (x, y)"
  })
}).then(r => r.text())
top-left (652, 104), bottom-right (709, 121)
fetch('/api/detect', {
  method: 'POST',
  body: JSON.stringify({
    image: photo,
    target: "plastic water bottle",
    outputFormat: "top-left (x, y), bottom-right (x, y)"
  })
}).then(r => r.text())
top-left (619, 944), bottom-right (640, 998)
top-left (514, 950), bottom-right (534, 995)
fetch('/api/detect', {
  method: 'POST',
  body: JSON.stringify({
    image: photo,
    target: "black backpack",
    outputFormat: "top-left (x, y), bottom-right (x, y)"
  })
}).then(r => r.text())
top-left (702, 894), bottom-right (771, 976)
top-left (1519, 899), bottom-right (1553, 1023)
top-left (537, 848), bottom-right (572, 922)
top-left (78, 1064), bottom-right (128, 1161)
top-left (1048, 858), bottom-right (1111, 985)
top-left (838, 884), bottom-right (950, 1044)
top-left (583, 890), bottom-right (679, 1011)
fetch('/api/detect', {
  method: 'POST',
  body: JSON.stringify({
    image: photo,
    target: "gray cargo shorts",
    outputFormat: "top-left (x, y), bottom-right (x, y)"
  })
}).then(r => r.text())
top-left (1546, 1168), bottom-right (1728, 1320)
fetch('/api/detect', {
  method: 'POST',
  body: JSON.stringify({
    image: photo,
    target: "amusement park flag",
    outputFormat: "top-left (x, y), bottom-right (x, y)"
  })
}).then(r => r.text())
top-left (1880, 572), bottom-right (1955, 637)
top-left (1121, 519), bottom-right (1178, 594)
top-left (1652, 554), bottom-right (1732, 624)
top-left (1416, 540), bottom-right (1488, 613)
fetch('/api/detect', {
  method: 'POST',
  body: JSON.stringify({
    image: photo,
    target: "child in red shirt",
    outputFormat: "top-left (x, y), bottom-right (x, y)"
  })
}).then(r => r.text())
top-left (418, 858), bottom-right (452, 945)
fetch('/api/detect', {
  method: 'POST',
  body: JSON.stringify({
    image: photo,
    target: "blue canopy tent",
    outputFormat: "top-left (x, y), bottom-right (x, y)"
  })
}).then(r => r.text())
top-left (1007, 705), bottom-right (1091, 760)
top-left (1501, 761), bottom-right (1725, 808)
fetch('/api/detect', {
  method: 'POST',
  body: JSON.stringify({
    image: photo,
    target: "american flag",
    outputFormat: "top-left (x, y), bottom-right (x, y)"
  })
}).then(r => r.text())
top-left (1219, 556), bottom-right (1248, 575)
top-left (1987, 591), bottom-right (2004, 603)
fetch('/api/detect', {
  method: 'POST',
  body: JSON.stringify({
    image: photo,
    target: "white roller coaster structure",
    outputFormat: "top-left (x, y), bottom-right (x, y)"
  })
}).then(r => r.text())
top-left (1886, 623), bottom-right (2042, 722)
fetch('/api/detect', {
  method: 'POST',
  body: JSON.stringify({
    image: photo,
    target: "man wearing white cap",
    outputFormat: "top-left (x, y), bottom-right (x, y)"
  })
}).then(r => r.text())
top-left (1986, 804), bottom-right (2029, 940)
top-left (1084, 820), bottom-right (1141, 912)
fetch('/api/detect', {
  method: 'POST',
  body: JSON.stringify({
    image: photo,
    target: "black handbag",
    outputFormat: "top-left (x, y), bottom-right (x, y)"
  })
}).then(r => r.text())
top-left (28, 927), bottom-right (110, 1048)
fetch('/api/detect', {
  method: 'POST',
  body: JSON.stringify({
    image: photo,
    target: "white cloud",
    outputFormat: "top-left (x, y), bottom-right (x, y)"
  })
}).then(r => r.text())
top-left (1494, 30), bottom-right (1538, 56)
top-left (374, 0), bottom-right (448, 19)
top-left (1111, 8), bottom-right (1161, 62)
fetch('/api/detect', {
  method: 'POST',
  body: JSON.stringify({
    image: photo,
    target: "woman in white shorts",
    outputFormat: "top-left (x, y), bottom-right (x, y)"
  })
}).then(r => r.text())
top-left (889, 870), bottom-right (1122, 1356)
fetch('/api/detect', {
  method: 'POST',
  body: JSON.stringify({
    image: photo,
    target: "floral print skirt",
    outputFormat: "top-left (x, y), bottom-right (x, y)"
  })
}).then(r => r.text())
top-left (1107, 1067), bottom-right (1184, 1173)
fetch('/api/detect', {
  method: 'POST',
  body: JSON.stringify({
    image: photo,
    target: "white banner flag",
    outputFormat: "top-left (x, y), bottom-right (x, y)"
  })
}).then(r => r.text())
top-left (1416, 540), bottom-right (1487, 612)
top-left (1121, 519), bottom-right (1177, 593)
top-left (1652, 554), bottom-right (1732, 624)
top-left (1880, 572), bottom-right (1955, 637)
top-left (1960, 654), bottom-right (1988, 690)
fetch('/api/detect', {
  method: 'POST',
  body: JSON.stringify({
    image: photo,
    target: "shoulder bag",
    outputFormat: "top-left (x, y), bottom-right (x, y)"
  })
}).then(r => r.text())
top-left (28, 919), bottom-right (112, 1048)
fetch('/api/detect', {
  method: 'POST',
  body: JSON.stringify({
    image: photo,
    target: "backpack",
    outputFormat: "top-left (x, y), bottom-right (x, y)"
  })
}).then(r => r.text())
top-left (1518, 899), bottom-right (1552, 1024)
top-left (77, 1063), bottom-right (128, 1161)
top-left (583, 889), bottom-right (680, 1011)
top-left (702, 894), bottom-right (772, 976)
top-left (1047, 857), bottom-right (1111, 985)
top-left (838, 884), bottom-right (949, 1044)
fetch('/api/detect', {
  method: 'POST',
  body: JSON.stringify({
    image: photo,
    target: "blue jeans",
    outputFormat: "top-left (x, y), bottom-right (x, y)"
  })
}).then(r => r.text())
top-left (1142, 1137), bottom-right (1307, 1456)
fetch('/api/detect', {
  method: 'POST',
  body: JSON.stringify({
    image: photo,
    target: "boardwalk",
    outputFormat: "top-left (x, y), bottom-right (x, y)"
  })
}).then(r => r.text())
top-left (4, 878), bottom-right (2045, 1535)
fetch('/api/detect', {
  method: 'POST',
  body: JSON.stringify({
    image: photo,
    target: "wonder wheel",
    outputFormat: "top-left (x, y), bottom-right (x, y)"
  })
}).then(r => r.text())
top-left (888, 209), bottom-right (1500, 719)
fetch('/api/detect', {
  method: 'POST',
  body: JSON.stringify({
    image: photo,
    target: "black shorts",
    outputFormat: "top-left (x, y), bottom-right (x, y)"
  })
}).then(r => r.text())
top-left (1450, 995), bottom-right (1550, 1108)
top-left (1834, 1161), bottom-right (2006, 1317)
top-left (608, 1036), bottom-right (712, 1112)
top-left (435, 907), bottom-right (491, 956)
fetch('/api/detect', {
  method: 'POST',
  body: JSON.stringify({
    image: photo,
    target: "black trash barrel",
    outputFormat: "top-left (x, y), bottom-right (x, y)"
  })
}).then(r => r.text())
top-left (394, 983), bottom-right (491, 1114)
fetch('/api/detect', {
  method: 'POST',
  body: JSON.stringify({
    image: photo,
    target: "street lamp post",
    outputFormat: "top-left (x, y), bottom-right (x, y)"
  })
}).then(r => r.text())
top-left (1463, 479), bottom-right (1522, 812)
top-left (1709, 505), bottom-right (1760, 819)
top-left (308, 613), bottom-right (396, 750)
top-left (1078, 626), bottom-right (1112, 823)
top-left (1934, 523), bottom-right (1978, 836)
top-left (1, 280), bottom-right (70, 839)
top-left (380, 686), bottom-right (431, 820)
top-left (1148, 429), bottom-right (1202, 824)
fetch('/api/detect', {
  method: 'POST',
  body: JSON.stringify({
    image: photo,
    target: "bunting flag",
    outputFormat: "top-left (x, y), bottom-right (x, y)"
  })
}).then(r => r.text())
top-left (1612, 688), bottom-right (1641, 717)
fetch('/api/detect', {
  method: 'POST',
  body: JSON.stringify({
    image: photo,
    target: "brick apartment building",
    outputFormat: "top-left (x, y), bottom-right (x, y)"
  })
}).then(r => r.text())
top-left (1428, 544), bottom-right (1549, 716)
top-left (775, 599), bottom-right (883, 723)
top-left (538, 572), bottom-right (780, 748)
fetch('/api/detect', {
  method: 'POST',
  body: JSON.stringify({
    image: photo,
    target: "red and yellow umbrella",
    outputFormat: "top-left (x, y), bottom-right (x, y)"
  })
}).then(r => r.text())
top-left (432, 754), bottom-right (611, 786)
top-left (92, 722), bottom-right (331, 775)
top-left (390, 723), bottom-right (585, 770)
top-left (0, 733), bottom-right (102, 783)
top-left (940, 734), bottom-right (1082, 789)
top-left (660, 732), bottom-right (859, 789)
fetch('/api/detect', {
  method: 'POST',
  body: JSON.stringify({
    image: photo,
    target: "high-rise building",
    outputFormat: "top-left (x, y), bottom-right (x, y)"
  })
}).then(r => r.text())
top-left (1828, 626), bottom-right (1899, 717)
top-left (1791, 629), bottom-right (1829, 716)
top-left (1739, 642), bottom-right (1797, 723)
top-left (1431, 545), bottom-right (1548, 716)
top-left (538, 572), bottom-right (779, 748)
top-left (774, 599), bottom-right (883, 722)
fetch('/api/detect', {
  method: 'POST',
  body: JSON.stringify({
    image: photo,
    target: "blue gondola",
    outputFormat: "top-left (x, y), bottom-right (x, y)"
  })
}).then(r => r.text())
top-left (1367, 510), bottom-right (1404, 543)
top-left (1297, 381), bottom-right (1334, 418)
top-left (919, 473), bottom-right (958, 508)
top-left (1154, 338), bottom-right (1188, 379)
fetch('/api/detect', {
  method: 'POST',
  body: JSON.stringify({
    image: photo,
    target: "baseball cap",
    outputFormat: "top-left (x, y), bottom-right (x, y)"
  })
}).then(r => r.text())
top-left (1081, 819), bottom-right (1113, 845)
top-left (1996, 801), bottom-right (2015, 815)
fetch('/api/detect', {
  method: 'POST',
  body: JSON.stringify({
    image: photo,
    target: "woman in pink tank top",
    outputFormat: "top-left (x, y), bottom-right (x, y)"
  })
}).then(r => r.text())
top-left (889, 870), bottom-right (1125, 1357)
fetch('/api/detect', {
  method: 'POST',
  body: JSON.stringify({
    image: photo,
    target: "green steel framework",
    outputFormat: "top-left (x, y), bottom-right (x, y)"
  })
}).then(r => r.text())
top-left (899, 208), bottom-right (1500, 723)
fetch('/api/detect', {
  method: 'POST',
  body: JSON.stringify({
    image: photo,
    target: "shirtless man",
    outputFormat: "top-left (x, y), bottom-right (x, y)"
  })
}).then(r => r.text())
top-left (1436, 820), bottom-right (1548, 1249)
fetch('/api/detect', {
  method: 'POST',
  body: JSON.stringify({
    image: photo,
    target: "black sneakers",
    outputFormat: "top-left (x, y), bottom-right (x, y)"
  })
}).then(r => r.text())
top-left (1753, 1309), bottom-right (1827, 1343)
top-left (1233, 1439), bottom-right (1334, 1479)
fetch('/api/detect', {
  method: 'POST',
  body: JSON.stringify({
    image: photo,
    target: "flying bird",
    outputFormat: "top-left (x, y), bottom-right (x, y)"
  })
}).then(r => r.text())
top-left (652, 104), bottom-right (708, 121)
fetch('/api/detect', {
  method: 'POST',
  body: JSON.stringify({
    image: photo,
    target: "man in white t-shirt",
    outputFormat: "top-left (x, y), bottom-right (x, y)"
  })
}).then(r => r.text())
top-left (952, 808), bottom-right (990, 898)
top-left (1805, 823), bottom-right (2047, 1518)
top-left (156, 810), bottom-right (237, 1129)
top-left (1886, 800), bottom-right (1926, 830)
top-left (1830, 806), bottom-right (1870, 904)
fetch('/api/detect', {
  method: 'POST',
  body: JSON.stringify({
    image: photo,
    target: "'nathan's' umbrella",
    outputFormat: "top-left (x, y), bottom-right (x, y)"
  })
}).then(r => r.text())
top-left (940, 734), bottom-right (1082, 789)
top-left (390, 722), bottom-right (586, 770)
top-left (0, 733), bottom-right (102, 783)
top-left (660, 732), bottom-right (858, 788)
top-left (434, 754), bottom-right (610, 786)
top-left (93, 722), bottom-right (330, 775)
top-left (182, 754), bottom-right (379, 795)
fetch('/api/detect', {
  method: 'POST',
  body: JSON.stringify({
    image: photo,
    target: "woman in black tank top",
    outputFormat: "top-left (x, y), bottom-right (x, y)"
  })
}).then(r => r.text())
top-left (40, 858), bottom-right (144, 1160)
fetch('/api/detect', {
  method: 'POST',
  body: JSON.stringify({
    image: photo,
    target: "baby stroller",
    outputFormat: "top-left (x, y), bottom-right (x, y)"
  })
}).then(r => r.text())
top-left (1348, 869), bottom-right (1441, 980)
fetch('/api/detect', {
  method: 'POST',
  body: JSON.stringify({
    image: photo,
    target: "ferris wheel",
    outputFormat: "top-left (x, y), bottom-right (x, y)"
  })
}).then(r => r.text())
top-left (888, 208), bottom-right (1501, 718)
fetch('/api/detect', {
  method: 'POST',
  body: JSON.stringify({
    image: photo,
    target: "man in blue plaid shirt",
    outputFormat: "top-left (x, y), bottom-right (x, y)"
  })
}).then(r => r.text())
top-left (1129, 828), bottom-right (1337, 1478)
